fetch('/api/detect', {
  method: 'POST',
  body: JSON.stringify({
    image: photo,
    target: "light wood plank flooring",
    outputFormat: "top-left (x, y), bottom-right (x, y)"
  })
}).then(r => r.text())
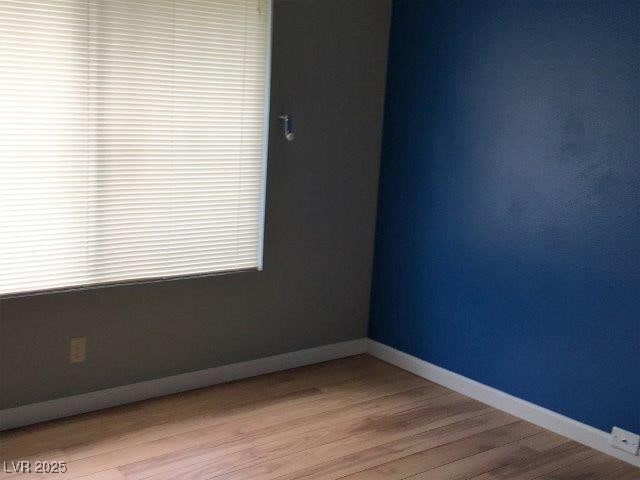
top-left (1, 355), bottom-right (638, 479)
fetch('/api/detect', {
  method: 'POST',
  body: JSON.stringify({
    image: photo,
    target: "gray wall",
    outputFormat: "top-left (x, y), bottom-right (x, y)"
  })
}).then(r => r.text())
top-left (0, 0), bottom-right (391, 409)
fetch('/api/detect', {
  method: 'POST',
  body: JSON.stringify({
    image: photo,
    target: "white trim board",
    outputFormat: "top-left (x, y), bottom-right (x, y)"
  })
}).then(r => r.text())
top-left (367, 339), bottom-right (640, 467)
top-left (0, 338), bottom-right (368, 431)
top-left (2, 336), bottom-right (637, 468)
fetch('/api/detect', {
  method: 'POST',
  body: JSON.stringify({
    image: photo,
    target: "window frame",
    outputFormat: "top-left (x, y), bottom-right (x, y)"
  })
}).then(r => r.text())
top-left (0, 0), bottom-right (273, 298)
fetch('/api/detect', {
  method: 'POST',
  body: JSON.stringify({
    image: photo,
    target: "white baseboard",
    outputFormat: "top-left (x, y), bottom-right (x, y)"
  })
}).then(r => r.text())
top-left (3, 336), bottom-right (637, 468)
top-left (0, 338), bottom-right (368, 431)
top-left (367, 339), bottom-right (639, 467)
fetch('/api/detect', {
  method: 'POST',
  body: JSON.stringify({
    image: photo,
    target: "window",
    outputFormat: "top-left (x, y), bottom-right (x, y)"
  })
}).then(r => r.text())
top-left (0, 0), bottom-right (272, 296)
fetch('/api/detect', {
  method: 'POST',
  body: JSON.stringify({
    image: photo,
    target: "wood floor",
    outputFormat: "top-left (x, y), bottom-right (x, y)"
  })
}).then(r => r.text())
top-left (1, 355), bottom-right (638, 480)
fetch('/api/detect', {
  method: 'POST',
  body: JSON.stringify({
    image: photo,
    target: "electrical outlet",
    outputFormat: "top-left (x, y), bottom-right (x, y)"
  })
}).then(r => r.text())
top-left (610, 427), bottom-right (640, 456)
top-left (69, 337), bottom-right (86, 364)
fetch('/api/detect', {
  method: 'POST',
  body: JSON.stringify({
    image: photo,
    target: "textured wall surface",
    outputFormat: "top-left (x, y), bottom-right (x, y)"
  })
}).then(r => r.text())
top-left (371, 0), bottom-right (639, 433)
top-left (0, 0), bottom-right (391, 408)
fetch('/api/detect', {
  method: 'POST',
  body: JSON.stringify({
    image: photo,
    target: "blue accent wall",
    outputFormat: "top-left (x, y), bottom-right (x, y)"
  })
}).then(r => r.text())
top-left (370, 0), bottom-right (639, 434)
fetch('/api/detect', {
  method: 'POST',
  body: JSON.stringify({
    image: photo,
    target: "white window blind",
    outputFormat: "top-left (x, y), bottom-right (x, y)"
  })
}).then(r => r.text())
top-left (0, 0), bottom-right (271, 296)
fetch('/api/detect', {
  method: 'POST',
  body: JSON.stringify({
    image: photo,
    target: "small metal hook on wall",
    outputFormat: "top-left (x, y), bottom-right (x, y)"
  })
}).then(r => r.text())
top-left (278, 114), bottom-right (295, 141)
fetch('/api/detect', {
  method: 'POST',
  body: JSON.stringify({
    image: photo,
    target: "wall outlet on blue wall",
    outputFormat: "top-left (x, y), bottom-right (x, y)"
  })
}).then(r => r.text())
top-left (611, 427), bottom-right (640, 456)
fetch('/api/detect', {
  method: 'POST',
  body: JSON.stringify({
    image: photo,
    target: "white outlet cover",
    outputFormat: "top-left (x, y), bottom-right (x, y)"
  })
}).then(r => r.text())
top-left (610, 426), bottom-right (640, 456)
